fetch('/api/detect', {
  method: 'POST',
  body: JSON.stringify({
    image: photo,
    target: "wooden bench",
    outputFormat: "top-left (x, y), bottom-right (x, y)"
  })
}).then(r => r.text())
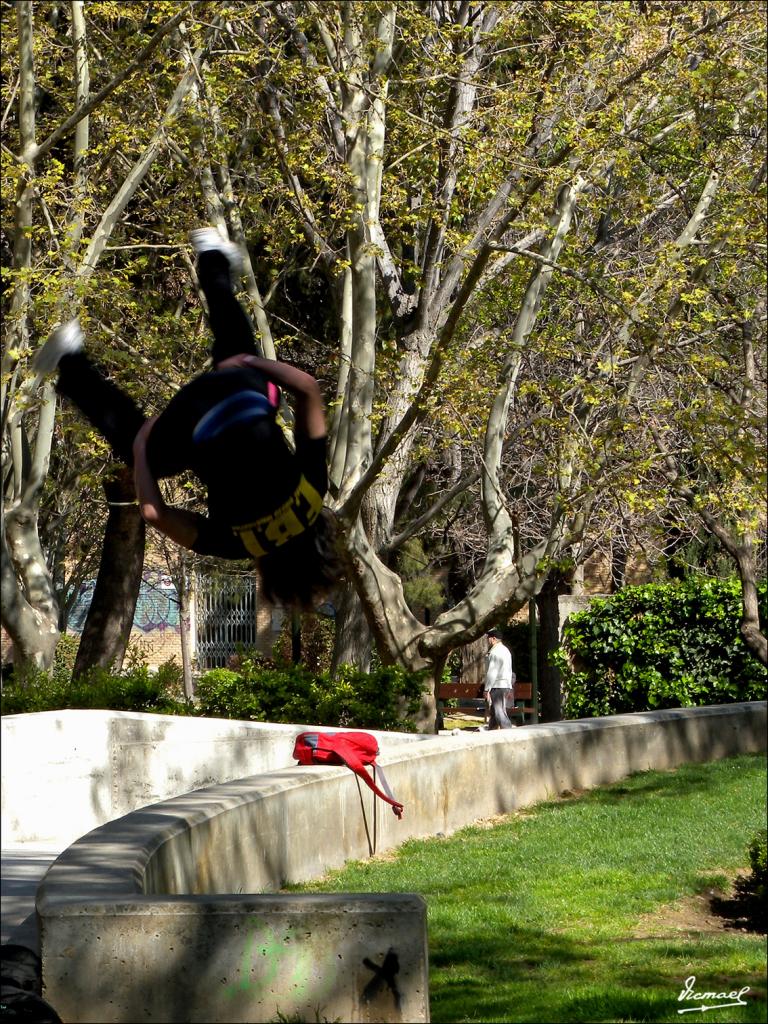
top-left (506, 683), bottom-right (537, 724)
top-left (437, 681), bottom-right (537, 725)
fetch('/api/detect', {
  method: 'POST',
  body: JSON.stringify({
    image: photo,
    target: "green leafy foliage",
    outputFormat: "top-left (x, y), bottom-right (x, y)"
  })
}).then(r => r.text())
top-left (397, 538), bottom-right (447, 619)
top-left (0, 658), bottom-right (191, 716)
top-left (733, 829), bottom-right (767, 932)
top-left (52, 632), bottom-right (80, 676)
top-left (271, 615), bottom-right (336, 674)
top-left (554, 577), bottom-right (767, 718)
top-left (195, 657), bottom-right (425, 731)
top-left (1, 650), bottom-right (424, 731)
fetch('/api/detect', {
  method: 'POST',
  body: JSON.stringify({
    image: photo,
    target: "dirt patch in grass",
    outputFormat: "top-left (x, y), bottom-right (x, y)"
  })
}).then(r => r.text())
top-left (466, 813), bottom-right (513, 830)
top-left (633, 872), bottom-right (765, 939)
top-left (634, 891), bottom-right (731, 938)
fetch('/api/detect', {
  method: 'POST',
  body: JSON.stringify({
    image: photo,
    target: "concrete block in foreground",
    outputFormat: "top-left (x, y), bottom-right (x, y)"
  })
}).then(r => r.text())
top-left (41, 892), bottom-right (428, 1023)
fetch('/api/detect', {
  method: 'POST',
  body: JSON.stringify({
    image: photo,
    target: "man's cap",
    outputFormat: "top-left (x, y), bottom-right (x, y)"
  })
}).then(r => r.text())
top-left (192, 390), bottom-right (275, 445)
top-left (486, 628), bottom-right (503, 639)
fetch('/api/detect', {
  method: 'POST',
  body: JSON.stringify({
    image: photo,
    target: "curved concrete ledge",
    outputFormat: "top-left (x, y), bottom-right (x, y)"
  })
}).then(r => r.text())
top-left (1, 709), bottom-right (424, 846)
top-left (37, 702), bottom-right (766, 1023)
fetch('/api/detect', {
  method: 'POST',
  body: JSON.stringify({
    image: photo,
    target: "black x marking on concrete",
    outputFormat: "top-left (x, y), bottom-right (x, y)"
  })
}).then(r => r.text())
top-left (362, 947), bottom-right (402, 1012)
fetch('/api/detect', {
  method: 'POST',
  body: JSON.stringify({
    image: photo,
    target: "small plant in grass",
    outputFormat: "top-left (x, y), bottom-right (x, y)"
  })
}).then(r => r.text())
top-left (271, 1010), bottom-right (341, 1023)
top-left (733, 829), bottom-right (767, 932)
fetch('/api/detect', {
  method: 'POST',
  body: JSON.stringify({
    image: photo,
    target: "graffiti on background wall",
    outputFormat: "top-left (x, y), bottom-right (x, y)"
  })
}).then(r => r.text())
top-left (68, 572), bottom-right (180, 633)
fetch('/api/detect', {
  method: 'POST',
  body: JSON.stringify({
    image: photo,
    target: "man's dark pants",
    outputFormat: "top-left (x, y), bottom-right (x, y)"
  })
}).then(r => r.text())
top-left (488, 688), bottom-right (513, 729)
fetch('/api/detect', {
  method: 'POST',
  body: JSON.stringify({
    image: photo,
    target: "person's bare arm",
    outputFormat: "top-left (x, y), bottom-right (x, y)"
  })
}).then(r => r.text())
top-left (132, 418), bottom-right (201, 549)
top-left (216, 354), bottom-right (326, 439)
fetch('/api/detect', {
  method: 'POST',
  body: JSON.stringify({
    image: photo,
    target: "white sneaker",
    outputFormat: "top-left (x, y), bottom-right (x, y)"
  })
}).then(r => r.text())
top-left (189, 227), bottom-right (243, 283)
top-left (32, 319), bottom-right (84, 375)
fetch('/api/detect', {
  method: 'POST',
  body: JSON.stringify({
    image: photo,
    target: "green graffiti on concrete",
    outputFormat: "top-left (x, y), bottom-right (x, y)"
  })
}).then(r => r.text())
top-left (224, 919), bottom-right (334, 1005)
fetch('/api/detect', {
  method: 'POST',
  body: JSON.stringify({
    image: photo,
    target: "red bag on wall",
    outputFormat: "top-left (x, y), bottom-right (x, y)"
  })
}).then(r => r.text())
top-left (293, 731), bottom-right (404, 818)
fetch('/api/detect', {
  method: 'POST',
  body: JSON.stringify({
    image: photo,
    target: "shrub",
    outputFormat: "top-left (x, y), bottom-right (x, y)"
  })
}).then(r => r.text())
top-left (52, 633), bottom-right (79, 676)
top-left (733, 828), bottom-right (767, 931)
top-left (0, 659), bottom-right (192, 717)
top-left (272, 615), bottom-right (335, 674)
top-left (2, 648), bottom-right (425, 732)
top-left (554, 576), bottom-right (767, 718)
top-left (310, 663), bottom-right (425, 730)
top-left (0, 670), bottom-right (70, 715)
top-left (196, 657), bottom-right (425, 731)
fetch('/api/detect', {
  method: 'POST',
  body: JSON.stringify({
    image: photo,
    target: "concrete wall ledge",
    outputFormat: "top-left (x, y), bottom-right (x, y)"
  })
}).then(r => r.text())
top-left (37, 702), bottom-right (766, 1023)
top-left (1, 709), bottom-right (425, 846)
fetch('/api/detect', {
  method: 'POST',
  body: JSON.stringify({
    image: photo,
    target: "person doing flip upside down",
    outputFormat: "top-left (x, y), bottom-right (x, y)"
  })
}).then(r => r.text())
top-left (34, 229), bottom-right (342, 608)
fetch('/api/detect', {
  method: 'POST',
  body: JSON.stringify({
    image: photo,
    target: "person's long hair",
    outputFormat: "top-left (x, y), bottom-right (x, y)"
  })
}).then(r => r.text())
top-left (257, 508), bottom-right (344, 609)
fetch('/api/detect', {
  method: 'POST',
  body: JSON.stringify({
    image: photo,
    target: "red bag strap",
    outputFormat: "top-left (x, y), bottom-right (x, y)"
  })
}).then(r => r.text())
top-left (351, 763), bottom-right (404, 818)
top-left (331, 737), bottom-right (403, 818)
top-left (372, 764), bottom-right (403, 818)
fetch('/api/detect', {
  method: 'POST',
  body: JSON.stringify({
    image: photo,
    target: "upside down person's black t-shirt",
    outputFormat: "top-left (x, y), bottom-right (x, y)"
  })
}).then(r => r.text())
top-left (191, 427), bottom-right (328, 560)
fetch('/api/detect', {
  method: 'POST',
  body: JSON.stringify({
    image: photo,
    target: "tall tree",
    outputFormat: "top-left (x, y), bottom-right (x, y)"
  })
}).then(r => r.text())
top-left (1, 1), bottom-right (206, 674)
top-left (232, 1), bottom-right (764, 726)
top-left (2, 2), bottom-right (763, 731)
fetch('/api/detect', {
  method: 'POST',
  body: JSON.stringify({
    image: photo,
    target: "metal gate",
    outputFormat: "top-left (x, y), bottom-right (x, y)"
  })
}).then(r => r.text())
top-left (195, 572), bottom-right (257, 669)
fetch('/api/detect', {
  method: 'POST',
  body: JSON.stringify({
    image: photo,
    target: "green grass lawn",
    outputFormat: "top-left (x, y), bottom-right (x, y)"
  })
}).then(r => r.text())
top-left (290, 754), bottom-right (767, 1023)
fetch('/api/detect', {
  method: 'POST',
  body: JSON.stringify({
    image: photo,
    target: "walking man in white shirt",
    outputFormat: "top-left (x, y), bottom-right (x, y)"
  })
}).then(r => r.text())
top-left (484, 629), bottom-right (515, 729)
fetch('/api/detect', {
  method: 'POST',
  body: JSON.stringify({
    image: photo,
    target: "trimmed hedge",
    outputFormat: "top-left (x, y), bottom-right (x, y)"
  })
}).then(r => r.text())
top-left (554, 576), bottom-right (767, 718)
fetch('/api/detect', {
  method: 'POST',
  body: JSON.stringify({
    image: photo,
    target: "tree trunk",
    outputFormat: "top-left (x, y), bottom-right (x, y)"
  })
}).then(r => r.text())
top-left (331, 582), bottom-right (372, 673)
top-left (736, 540), bottom-right (767, 667)
top-left (741, 617), bottom-right (767, 667)
top-left (422, 655), bottom-right (447, 734)
top-left (536, 578), bottom-right (563, 723)
top-left (0, 8), bottom-right (59, 680)
top-left (460, 637), bottom-right (486, 688)
top-left (178, 561), bottom-right (195, 700)
top-left (73, 468), bottom-right (145, 677)
top-left (1, 518), bottom-right (59, 678)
